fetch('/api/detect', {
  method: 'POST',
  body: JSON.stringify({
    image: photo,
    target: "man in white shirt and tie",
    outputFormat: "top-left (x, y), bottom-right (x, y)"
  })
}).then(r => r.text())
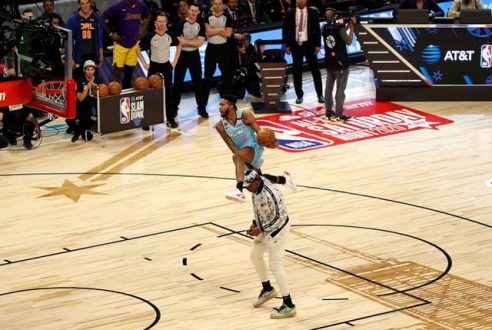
top-left (282, 0), bottom-right (323, 104)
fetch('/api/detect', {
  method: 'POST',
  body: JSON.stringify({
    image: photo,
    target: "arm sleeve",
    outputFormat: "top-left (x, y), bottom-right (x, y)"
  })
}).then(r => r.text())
top-left (198, 22), bottom-right (206, 37)
top-left (103, 2), bottom-right (119, 20)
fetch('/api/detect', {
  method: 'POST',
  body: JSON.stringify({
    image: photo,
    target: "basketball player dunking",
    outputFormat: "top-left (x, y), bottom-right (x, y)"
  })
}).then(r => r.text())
top-left (215, 94), bottom-right (298, 202)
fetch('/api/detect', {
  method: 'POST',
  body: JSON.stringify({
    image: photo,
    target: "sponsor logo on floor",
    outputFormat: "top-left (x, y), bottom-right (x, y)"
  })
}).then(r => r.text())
top-left (255, 98), bottom-right (453, 152)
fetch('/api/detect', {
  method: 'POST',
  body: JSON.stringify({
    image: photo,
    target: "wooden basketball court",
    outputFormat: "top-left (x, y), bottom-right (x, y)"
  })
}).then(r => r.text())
top-left (1, 66), bottom-right (491, 329)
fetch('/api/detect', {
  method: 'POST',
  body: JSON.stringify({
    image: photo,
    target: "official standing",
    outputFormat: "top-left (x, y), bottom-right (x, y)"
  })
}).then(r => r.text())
top-left (282, 0), bottom-right (323, 104)
top-left (137, 11), bottom-right (182, 128)
top-left (204, 0), bottom-right (233, 107)
top-left (174, 3), bottom-right (208, 118)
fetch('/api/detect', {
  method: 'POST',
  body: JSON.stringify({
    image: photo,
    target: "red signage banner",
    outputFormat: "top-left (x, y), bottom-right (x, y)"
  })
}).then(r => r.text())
top-left (0, 79), bottom-right (33, 108)
top-left (256, 98), bottom-right (454, 152)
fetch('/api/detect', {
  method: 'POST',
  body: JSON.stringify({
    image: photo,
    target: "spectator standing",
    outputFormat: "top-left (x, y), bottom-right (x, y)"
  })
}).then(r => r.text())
top-left (102, 0), bottom-right (150, 89)
top-left (66, 0), bottom-right (104, 79)
top-left (241, 0), bottom-right (271, 24)
top-left (39, 0), bottom-right (65, 27)
top-left (225, 0), bottom-right (245, 28)
top-left (282, 0), bottom-right (323, 104)
top-left (266, 0), bottom-right (293, 21)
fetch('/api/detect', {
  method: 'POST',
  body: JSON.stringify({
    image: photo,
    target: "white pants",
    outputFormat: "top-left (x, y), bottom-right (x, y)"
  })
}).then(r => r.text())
top-left (249, 223), bottom-right (290, 296)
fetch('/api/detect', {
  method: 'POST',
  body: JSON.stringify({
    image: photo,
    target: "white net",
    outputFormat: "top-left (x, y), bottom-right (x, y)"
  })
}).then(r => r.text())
top-left (34, 80), bottom-right (66, 108)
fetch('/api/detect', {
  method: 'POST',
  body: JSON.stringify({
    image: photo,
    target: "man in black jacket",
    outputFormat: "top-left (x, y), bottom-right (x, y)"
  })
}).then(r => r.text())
top-left (322, 8), bottom-right (355, 121)
top-left (282, 0), bottom-right (323, 104)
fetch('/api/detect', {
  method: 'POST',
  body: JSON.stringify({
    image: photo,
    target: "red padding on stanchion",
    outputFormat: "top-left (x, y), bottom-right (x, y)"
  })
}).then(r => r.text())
top-left (65, 79), bottom-right (76, 119)
top-left (0, 79), bottom-right (33, 107)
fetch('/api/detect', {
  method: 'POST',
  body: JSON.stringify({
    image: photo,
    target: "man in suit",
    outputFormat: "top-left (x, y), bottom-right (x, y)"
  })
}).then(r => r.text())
top-left (241, 0), bottom-right (271, 24)
top-left (282, 0), bottom-right (323, 104)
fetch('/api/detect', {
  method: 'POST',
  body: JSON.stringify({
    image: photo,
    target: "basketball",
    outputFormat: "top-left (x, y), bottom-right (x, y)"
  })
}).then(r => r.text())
top-left (108, 81), bottom-right (122, 95)
top-left (97, 83), bottom-right (109, 97)
top-left (256, 128), bottom-right (276, 148)
top-left (148, 74), bottom-right (163, 88)
top-left (134, 76), bottom-right (149, 90)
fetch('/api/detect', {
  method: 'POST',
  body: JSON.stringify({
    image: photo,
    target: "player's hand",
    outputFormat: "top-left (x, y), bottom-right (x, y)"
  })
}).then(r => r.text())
top-left (247, 224), bottom-right (261, 236)
top-left (110, 32), bottom-right (122, 43)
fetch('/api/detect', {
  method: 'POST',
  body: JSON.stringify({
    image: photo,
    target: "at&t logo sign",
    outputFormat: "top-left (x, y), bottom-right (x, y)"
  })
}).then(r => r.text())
top-left (443, 50), bottom-right (474, 61)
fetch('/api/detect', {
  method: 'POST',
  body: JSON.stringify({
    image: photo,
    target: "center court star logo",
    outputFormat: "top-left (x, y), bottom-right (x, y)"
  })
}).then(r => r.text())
top-left (35, 179), bottom-right (107, 202)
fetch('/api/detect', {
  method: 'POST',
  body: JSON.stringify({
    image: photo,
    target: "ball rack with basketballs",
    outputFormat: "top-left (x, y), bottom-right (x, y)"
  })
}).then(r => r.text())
top-left (90, 75), bottom-right (166, 139)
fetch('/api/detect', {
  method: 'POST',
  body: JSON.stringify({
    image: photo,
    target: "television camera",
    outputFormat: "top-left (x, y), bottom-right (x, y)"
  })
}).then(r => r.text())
top-left (1, 17), bottom-right (67, 81)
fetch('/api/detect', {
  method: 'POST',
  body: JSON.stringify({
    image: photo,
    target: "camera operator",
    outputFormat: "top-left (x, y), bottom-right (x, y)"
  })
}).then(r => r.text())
top-left (231, 32), bottom-right (261, 99)
top-left (0, 54), bottom-right (35, 149)
top-left (322, 8), bottom-right (355, 121)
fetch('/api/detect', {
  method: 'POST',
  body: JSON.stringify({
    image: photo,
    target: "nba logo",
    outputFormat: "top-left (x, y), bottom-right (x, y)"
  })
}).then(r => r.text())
top-left (120, 97), bottom-right (131, 124)
top-left (480, 44), bottom-right (492, 68)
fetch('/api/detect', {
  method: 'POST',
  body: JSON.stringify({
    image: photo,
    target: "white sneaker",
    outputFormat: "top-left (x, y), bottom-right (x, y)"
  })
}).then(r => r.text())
top-left (283, 171), bottom-right (298, 193)
top-left (253, 288), bottom-right (277, 308)
top-left (271, 304), bottom-right (296, 319)
top-left (225, 189), bottom-right (246, 202)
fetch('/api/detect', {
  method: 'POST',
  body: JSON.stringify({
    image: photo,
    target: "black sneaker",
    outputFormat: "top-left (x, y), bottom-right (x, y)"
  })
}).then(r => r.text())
top-left (71, 132), bottom-right (80, 143)
top-left (83, 131), bottom-right (93, 141)
top-left (8, 134), bottom-right (17, 146)
top-left (142, 126), bottom-right (150, 131)
top-left (198, 110), bottom-right (209, 118)
top-left (339, 114), bottom-right (352, 121)
top-left (166, 120), bottom-right (178, 129)
top-left (23, 139), bottom-right (33, 150)
top-left (325, 112), bottom-right (336, 121)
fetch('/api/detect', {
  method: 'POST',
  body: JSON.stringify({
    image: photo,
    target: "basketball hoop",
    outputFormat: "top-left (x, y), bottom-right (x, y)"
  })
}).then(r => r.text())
top-left (27, 79), bottom-right (76, 119)
top-left (35, 80), bottom-right (67, 108)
